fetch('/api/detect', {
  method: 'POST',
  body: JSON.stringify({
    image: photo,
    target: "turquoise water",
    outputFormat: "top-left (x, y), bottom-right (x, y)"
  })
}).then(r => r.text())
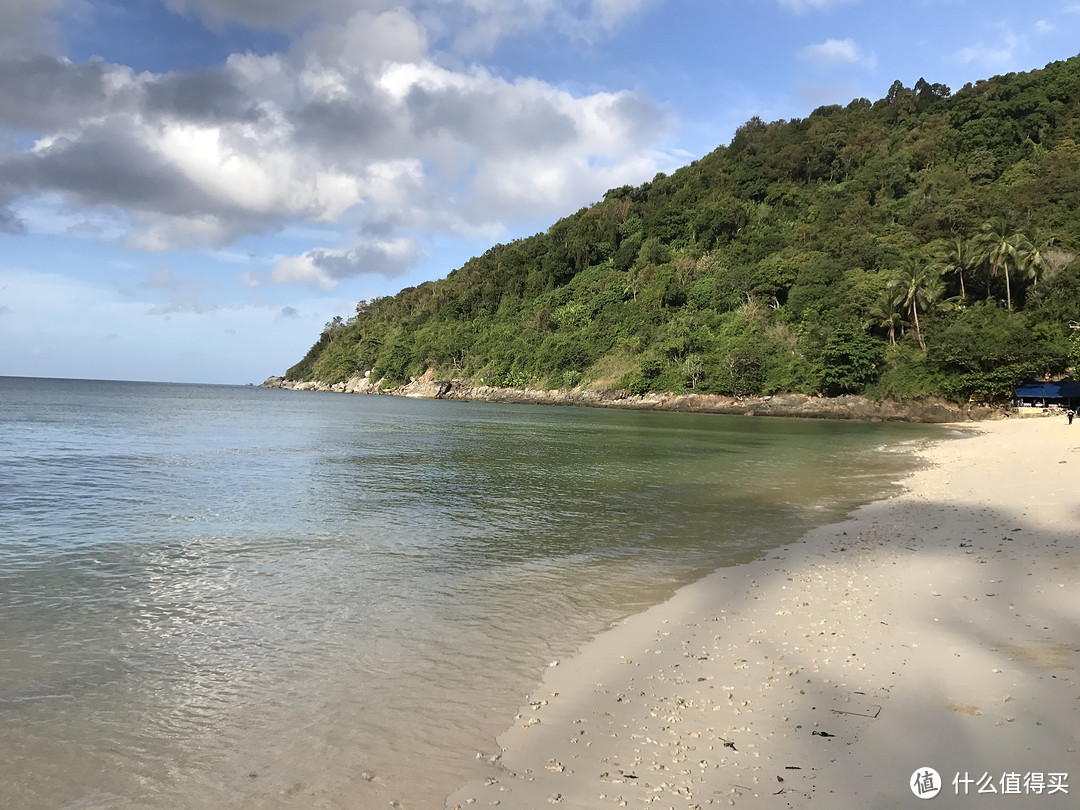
top-left (0, 377), bottom-right (935, 808)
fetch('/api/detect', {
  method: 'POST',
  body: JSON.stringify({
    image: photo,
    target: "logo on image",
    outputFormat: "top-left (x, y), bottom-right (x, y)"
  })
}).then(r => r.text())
top-left (911, 767), bottom-right (942, 799)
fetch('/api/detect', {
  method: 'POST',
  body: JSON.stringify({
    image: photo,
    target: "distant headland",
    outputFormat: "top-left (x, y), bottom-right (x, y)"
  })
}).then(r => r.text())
top-left (274, 56), bottom-right (1080, 419)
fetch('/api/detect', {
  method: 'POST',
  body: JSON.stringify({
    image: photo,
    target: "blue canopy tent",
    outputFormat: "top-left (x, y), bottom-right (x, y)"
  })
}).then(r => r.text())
top-left (1014, 380), bottom-right (1080, 410)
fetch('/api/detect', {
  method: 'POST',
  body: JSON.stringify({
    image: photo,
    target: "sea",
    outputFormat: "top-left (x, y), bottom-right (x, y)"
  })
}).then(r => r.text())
top-left (0, 377), bottom-right (938, 809)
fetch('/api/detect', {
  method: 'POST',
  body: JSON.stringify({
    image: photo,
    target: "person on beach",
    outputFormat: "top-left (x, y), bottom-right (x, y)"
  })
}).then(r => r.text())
top-left (1069, 409), bottom-right (1075, 425)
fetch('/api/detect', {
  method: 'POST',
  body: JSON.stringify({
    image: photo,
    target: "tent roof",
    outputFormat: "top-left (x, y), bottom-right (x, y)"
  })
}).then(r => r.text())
top-left (1014, 380), bottom-right (1080, 398)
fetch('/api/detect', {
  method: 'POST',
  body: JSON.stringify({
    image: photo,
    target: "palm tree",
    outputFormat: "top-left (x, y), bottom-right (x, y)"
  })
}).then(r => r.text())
top-left (869, 290), bottom-right (907, 346)
top-left (936, 236), bottom-right (974, 300)
top-left (1018, 228), bottom-right (1057, 289)
top-left (888, 257), bottom-right (938, 350)
top-left (921, 273), bottom-right (955, 318)
top-left (975, 217), bottom-right (1024, 311)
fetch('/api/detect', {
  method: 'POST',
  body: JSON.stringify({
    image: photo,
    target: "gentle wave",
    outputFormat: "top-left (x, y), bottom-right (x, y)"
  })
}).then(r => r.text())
top-left (0, 377), bottom-right (935, 808)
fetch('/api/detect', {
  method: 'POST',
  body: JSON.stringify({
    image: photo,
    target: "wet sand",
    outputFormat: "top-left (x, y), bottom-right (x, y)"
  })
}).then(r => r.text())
top-left (447, 416), bottom-right (1080, 808)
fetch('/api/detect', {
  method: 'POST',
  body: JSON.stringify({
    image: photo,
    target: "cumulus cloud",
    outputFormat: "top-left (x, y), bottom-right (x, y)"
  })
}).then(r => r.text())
top-left (272, 236), bottom-right (423, 288)
top-left (0, 56), bottom-right (131, 131)
top-left (0, 3), bottom-right (672, 284)
top-left (142, 65), bottom-right (266, 124)
top-left (297, 7), bottom-right (428, 66)
top-left (0, 0), bottom-right (64, 55)
top-left (799, 38), bottom-right (876, 69)
top-left (0, 203), bottom-right (26, 234)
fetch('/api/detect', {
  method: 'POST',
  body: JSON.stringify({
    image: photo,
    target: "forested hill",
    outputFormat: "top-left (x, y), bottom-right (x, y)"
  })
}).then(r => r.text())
top-left (285, 55), bottom-right (1080, 403)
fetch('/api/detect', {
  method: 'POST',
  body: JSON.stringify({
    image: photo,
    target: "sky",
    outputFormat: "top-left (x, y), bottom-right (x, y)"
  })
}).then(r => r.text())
top-left (1, 1), bottom-right (1079, 384)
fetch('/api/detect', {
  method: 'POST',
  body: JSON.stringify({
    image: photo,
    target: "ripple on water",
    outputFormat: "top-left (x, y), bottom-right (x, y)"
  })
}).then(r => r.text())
top-left (0, 379), bottom-right (937, 808)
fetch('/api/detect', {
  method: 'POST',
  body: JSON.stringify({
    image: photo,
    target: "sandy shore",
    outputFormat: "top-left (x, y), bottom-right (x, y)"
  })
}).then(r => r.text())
top-left (446, 416), bottom-right (1079, 809)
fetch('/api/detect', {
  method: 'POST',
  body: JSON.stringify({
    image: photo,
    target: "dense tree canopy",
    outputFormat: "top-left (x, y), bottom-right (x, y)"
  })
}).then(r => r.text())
top-left (286, 56), bottom-right (1080, 403)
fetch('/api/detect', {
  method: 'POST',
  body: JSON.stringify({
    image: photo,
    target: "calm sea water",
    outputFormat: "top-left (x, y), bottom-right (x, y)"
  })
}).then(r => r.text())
top-left (0, 377), bottom-right (935, 809)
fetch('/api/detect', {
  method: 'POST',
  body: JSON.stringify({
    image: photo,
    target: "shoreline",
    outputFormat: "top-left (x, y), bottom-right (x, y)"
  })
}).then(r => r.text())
top-left (261, 376), bottom-right (1004, 424)
top-left (445, 417), bottom-right (1079, 808)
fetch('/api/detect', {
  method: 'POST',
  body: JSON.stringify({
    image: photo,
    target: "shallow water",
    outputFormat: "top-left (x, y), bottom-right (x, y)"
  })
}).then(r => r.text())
top-left (0, 377), bottom-right (935, 808)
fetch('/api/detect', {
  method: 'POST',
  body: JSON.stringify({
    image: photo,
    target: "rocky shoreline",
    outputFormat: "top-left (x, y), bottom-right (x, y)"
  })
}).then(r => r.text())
top-left (261, 373), bottom-right (1004, 423)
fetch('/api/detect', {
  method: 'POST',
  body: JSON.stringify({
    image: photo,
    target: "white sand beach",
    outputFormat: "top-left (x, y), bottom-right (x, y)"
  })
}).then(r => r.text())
top-left (446, 416), bottom-right (1080, 809)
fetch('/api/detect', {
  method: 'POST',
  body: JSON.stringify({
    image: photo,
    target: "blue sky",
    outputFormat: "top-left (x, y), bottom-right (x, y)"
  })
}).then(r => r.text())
top-left (2, 0), bottom-right (1079, 384)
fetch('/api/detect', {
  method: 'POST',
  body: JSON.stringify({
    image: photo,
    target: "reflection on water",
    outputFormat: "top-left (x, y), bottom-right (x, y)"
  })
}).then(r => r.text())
top-left (0, 377), bottom-right (936, 808)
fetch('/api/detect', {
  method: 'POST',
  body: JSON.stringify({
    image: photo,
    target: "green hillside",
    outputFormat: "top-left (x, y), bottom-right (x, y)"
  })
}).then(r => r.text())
top-left (286, 56), bottom-right (1080, 403)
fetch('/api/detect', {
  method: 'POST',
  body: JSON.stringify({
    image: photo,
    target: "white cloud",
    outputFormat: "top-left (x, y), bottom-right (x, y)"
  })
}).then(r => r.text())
top-left (165, 0), bottom-right (655, 53)
top-left (163, 0), bottom-right (362, 32)
top-left (777, 0), bottom-right (854, 12)
top-left (122, 213), bottom-right (247, 252)
top-left (143, 266), bottom-right (184, 288)
top-left (587, 0), bottom-right (652, 32)
top-left (272, 236), bottom-right (423, 288)
top-left (146, 297), bottom-right (222, 315)
top-left (297, 8), bottom-right (428, 68)
top-left (445, 0), bottom-right (655, 52)
top-left (0, 5), bottom-right (674, 283)
top-left (799, 38), bottom-right (877, 69)
top-left (951, 28), bottom-right (1021, 70)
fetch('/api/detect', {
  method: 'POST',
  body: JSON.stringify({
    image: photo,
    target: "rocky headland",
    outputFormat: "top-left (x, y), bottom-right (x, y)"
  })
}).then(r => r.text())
top-left (261, 372), bottom-right (1004, 423)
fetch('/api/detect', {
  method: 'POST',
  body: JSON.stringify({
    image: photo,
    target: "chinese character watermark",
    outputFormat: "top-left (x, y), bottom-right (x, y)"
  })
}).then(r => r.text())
top-left (950, 771), bottom-right (1069, 797)
top-left (912, 769), bottom-right (1069, 799)
top-left (911, 767), bottom-right (942, 799)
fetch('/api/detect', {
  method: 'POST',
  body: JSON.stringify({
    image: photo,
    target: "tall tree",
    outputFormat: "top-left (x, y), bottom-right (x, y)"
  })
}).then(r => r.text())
top-left (888, 257), bottom-right (938, 350)
top-left (869, 290), bottom-right (907, 346)
top-left (936, 236), bottom-right (974, 300)
top-left (975, 217), bottom-right (1024, 311)
top-left (1018, 228), bottom-right (1057, 289)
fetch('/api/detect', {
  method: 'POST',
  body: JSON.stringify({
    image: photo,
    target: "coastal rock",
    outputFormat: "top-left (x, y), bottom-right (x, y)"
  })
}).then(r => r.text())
top-left (260, 376), bottom-right (1007, 423)
top-left (400, 378), bottom-right (455, 399)
top-left (344, 375), bottom-right (378, 394)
